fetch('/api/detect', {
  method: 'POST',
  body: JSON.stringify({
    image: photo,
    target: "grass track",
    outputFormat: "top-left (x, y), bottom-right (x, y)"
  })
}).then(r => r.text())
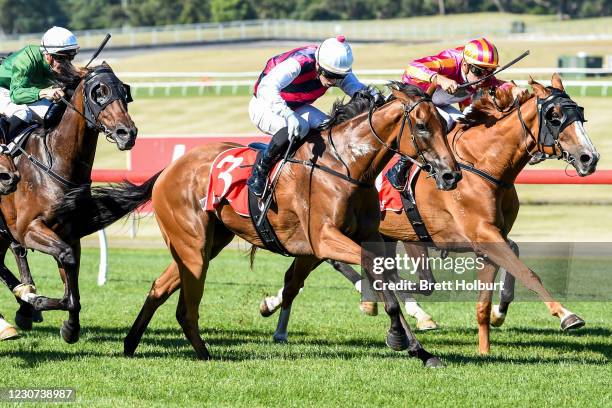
top-left (0, 248), bottom-right (609, 407)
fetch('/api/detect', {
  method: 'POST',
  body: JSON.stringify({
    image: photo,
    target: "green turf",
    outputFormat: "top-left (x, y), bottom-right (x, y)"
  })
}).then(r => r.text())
top-left (0, 248), bottom-right (609, 407)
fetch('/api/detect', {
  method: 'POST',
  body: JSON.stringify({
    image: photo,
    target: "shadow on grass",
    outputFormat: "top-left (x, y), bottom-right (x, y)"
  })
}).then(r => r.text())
top-left (2, 323), bottom-right (608, 367)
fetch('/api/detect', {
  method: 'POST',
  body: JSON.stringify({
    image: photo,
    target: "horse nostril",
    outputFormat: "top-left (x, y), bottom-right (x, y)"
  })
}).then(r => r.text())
top-left (442, 171), bottom-right (458, 182)
top-left (0, 172), bottom-right (11, 181)
top-left (580, 154), bottom-right (592, 164)
top-left (115, 128), bottom-right (128, 137)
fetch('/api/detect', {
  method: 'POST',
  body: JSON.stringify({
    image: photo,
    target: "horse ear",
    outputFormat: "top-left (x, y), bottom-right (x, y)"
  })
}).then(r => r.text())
top-left (551, 73), bottom-right (565, 91)
top-left (426, 77), bottom-right (437, 97)
top-left (529, 76), bottom-right (548, 98)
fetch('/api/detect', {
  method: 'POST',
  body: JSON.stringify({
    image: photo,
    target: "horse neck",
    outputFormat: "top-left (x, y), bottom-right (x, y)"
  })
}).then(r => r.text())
top-left (455, 98), bottom-right (539, 184)
top-left (48, 82), bottom-right (99, 184)
top-left (332, 101), bottom-right (402, 184)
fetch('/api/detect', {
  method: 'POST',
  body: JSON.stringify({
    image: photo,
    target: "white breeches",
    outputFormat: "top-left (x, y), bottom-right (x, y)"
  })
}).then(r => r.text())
top-left (0, 87), bottom-right (51, 125)
top-left (248, 96), bottom-right (329, 137)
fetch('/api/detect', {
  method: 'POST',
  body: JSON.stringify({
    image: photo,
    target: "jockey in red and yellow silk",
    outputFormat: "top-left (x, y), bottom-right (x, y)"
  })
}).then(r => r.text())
top-left (387, 38), bottom-right (523, 190)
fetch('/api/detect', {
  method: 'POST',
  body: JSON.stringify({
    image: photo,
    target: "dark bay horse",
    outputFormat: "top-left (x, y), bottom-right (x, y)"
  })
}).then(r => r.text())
top-left (0, 63), bottom-right (137, 343)
top-left (260, 75), bottom-right (600, 354)
top-left (54, 83), bottom-right (461, 366)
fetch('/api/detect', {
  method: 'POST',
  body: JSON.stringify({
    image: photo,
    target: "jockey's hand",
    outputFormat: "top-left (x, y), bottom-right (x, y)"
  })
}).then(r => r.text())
top-left (39, 87), bottom-right (65, 101)
top-left (286, 112), bottom-right (302, 141)
top-left (436, 75), bottom-right (459, 94)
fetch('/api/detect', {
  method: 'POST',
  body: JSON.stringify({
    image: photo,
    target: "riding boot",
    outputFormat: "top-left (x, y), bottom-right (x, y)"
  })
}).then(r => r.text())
top-left (386, 156), bottom-right (412, 190)
top-left (247, 127), bottom-right (291, 197)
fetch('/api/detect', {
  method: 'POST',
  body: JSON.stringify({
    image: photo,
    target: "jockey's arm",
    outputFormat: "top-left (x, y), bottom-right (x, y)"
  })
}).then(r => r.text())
top-left (256, 58), bottom-right (302, 119)
top-left (339, 73), bottom-right (370, 96)
top-left (9, 52), bottom-right (44, 105)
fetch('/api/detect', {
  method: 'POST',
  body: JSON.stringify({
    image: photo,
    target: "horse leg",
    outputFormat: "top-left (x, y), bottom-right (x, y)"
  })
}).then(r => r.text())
top-left (473, 233), bottom-right (584, 330)
top-left (21, 220), bottom-right (82, 342)
top-left (476, 261), bottom-right (497, 355)
top-left (0, 242), bottom-right (39, 330)
top-left (491, 240), bottom-right (519, 327)
top-left (399, 242), bottom-right (438, 331)
top-left (124, 219), bottom-right (234, 357)
top-left (124, 261), bottom-right (181, 356)
top-left (10, 244), bottom-right (43, 329)
top-left (315, 226), bottom-right (442, 367)
top-left (272, 256), bottom-right (322, 343)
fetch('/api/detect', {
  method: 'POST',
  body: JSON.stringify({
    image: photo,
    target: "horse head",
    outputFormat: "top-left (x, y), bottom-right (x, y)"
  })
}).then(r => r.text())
top-left (80, 62), bottom-right (137, 151)
top-left (389, 81), bottom-right (461, 190)
top-left (529, 74), bottom-right (599, 176)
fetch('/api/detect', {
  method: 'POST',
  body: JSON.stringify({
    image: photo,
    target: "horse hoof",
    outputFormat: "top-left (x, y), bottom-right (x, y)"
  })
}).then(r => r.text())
top-left (273, 333), bottom-right (288, 344)
top-left (14, 311), bottom-right (33, 331)
top-left (0, 324), bottom-right (19, 341)
top-left (424, 357), bottom-right (445, 368)
top-left (490, 305), bottom-right (506, 327)
top-left (60, 321), bottom-right (80, 344)
top-left (416, 317), bottom-right (439, 331)
top-left (360, 301), bottom-right (378, 316)
top-left (259, 299), bottom-right (274, 317)
top-left (385, 330), bottom-right (409, 351)
top-left (560, 314), bottom-right (585, 331)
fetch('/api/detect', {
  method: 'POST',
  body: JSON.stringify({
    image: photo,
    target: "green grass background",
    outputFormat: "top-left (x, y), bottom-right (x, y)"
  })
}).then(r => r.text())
top-left (0, 248), bottom-right (609, 407)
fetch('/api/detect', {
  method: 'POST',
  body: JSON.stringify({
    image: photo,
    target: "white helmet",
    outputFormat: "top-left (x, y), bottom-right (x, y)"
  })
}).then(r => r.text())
top-left (41, 26), bottom-right (79, 56)
top-left (316, 35), bottom-right (353, 76)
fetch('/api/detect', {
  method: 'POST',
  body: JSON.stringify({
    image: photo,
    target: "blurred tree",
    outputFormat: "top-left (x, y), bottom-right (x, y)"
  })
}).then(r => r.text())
top-left (210, 0), bottom-right (256, 22)
top-left (0, 0), bottom-right (69, 34)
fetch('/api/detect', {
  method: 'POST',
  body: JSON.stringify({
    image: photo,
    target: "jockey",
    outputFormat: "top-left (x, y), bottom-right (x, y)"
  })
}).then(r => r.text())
top-left (247, 36), bottom-right (380, 197)
top-left (387, 38), bottom-right (524, 189)
top-left (0, 26), bottom-right (79, 145)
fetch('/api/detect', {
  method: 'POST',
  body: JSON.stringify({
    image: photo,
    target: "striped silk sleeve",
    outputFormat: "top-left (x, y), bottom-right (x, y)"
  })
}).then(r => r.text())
top-left (403, 56), bottom-right (456, 83)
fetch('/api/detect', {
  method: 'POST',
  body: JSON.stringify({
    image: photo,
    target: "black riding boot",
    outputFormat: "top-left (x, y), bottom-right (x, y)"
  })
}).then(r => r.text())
top-left (247, 127), bottom-right (290, 197)
top-left (386, 156), bottom-right (412, 190)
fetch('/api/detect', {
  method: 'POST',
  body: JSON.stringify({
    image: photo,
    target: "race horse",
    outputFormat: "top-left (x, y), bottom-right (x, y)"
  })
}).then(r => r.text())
top-left (258, 75), bottom-right (600, 354)
top-left (53, 83), bottom-right (462, 366)
top-left (0, 62), bottom-right (137, 343)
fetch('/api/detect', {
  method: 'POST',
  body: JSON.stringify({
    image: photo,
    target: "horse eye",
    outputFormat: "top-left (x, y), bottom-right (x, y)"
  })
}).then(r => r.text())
top-left (416, 122), bottom-right (427, 132)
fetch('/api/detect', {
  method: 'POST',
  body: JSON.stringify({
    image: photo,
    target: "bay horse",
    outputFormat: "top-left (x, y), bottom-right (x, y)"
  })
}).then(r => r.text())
top-left (259, 75), bottom-right (600, 354)
top-left (0, 62), bottom-right (137, 343)
top-left (54, 83), bottom-right (461, 366)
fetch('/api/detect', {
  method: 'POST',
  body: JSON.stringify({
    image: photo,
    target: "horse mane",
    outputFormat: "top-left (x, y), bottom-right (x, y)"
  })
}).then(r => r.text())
top-left (462, 85), bottom-right (533, 127)
top-left (321, 82), bottom-right (427, 130)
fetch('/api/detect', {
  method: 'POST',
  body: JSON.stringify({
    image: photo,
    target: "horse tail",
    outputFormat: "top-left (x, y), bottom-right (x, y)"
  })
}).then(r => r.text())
top-left (249, 246), bottom-right (259, 270)
top-left (53, 171), bottom-right (162, 238)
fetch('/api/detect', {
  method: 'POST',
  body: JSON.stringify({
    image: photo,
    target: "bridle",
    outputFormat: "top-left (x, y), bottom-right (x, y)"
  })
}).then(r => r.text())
top-left (60, 66), bottom-right (133, 142)
top-left (513, 87), bottom-right (586, 163)
top-left (367, 95), bottom-right (438, 176)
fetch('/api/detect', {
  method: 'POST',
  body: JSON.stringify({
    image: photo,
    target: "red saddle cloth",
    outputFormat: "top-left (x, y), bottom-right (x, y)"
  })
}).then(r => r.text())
top-left (203, 146), bottom-right (282, 217)
top-left (203, 147), bottom-right (256, 216)
top-left (377, 157), bottom-right (420, 213)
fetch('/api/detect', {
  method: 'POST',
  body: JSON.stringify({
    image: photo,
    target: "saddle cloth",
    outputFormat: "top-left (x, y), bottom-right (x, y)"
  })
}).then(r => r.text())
top-left (202, 145), bottom-right (281, 217)
top-left (376, 157), bottom-right (420, 213)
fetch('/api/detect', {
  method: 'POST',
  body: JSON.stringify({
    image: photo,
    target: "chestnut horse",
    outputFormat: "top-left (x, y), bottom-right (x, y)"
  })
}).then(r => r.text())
top-left (260, 75), bottom-right (599, 354)
top-left (0, 63), bottom-right (137, 343)
top-left (54, 83), bottom-right (461, 366)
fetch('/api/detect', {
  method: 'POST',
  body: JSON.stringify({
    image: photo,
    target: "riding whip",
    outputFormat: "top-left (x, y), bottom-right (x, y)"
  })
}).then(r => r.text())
top-left (85, 33), bottom-right (112, 68)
